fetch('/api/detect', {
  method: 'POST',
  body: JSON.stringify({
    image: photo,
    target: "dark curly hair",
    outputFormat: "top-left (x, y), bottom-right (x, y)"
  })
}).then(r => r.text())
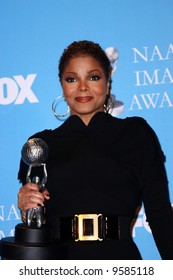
top-left (58, 40), bottom-right (112, 109)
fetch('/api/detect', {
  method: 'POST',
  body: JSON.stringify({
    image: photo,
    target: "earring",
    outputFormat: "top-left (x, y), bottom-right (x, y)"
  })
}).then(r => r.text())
top-left (104, 96), bottom-right (113, 113)
top-left (52, 96), bottom-right (70, 119)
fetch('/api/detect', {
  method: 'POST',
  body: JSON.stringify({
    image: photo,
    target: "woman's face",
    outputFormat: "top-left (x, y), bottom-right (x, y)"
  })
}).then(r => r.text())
top-left (61, 55), bottom-right (110, 124)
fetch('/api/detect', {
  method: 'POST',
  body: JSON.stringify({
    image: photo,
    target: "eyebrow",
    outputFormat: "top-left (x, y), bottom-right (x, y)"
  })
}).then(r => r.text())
top-left (64, 69), bottom-right (102, 75)
top-left (88, 69), bottom-right (102, 74)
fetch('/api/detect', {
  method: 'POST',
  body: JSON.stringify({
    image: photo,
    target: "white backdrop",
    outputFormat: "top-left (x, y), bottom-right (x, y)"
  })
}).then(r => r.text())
top-left (1, 0), bottom-right (173, 259)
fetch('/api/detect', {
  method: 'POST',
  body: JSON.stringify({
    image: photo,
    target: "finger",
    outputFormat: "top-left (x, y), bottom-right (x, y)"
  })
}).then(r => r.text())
top-left (20, 187), bottom-right (44, 202)
top-left (43, 189), bottom-right (50, 196)
top-left (25, 183), bottom-right (40, 191)
top-left (19, 192), bottom-right (45, 211)
top-left (27, 193), bottom-right (45, 206)
top-left (43, 189), bottom-right (50, 200)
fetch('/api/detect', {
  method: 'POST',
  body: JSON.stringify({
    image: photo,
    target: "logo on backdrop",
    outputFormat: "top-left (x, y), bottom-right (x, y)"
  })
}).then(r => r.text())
top-left (0, 74), bottom-right (38, 105)
top-left (132, 203), bottom-right (173, 237)
top-left (129, 43), bottom-right (173, 111)
top-left (132, 207), bottom-right (151, 237)
top-left (0, 204), bottom-right (21, 238)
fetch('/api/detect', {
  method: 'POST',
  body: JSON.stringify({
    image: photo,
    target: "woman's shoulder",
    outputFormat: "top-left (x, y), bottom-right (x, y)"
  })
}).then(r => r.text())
top-left (119, 115), bottom-right (148, 125)
top-left (114, 115), bottom-right (160, 147)
top-left (121, 116), bottom-right (164, 156)
top-left (27, 126), bottom-right (63, 145)
top-left (118, 115), bottom-right (152, 133)
top-left (29, 128), bottom-right (53, 139)
top-left (111, 115), bottom-right (150, 133)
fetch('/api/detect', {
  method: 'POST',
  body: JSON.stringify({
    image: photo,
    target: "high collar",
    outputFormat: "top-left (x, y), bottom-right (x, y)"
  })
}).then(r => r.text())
top-left (54, 112), bottom-right (116, 135)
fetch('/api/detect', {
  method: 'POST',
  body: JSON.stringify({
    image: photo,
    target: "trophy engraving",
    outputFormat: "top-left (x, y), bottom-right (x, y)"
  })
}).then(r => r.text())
top-left (21, 138), bottom-right (49, 227)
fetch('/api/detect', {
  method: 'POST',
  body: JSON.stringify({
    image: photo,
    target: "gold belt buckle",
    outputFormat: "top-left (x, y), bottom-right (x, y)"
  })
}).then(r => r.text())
top-left (74, 214), bottom-right (103, 241)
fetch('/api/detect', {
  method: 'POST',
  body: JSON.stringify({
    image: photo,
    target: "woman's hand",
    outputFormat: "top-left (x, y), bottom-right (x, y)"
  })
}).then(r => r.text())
top-left (18, 183), bottom-right (50, 211)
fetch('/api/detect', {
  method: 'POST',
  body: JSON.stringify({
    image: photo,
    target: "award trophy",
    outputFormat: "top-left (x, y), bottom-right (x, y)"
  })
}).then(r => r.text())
top-left (0, 138), bottom-right (62, 260)
top-left (20, 137), bottom-right (49, 228)
top-left (15, 138), bottom-right (52, 242)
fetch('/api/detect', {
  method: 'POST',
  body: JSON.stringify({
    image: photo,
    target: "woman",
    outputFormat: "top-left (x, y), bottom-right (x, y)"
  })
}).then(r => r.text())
top-left (18, 40), bottom-right (173, 259)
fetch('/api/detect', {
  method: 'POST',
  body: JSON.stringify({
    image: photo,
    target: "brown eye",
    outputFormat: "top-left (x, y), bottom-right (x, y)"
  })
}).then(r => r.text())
top-left (65, 77), bottom-right (76, 83)
top-left (89, 75), bottom-right (101, 81)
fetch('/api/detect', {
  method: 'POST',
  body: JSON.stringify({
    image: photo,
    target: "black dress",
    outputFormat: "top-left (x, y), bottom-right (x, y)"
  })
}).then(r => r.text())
top-left (18, 112), bottom-right (173, 259)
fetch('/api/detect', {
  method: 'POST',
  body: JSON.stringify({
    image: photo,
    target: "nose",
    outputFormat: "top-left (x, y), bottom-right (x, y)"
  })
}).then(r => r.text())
top-left (79, 80), bottom-right (89, 92)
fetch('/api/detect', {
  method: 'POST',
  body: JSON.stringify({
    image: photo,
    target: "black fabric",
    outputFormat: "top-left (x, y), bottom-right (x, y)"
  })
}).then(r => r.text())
top-left (18, 112), bottom-right (173, 259)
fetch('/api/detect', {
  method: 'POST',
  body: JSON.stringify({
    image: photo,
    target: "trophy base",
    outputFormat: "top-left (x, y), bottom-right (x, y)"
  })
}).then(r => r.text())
top-left (0, 224), bottom-right (67, 260)
top-left (0, 237), bottom-right (67, 260)
top-left (15, 223), bottom-right (53, 244)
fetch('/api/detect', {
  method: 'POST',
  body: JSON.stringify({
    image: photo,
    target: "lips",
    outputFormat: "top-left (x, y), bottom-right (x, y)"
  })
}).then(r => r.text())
top-left (75, 96), bottom-right (93, 103)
